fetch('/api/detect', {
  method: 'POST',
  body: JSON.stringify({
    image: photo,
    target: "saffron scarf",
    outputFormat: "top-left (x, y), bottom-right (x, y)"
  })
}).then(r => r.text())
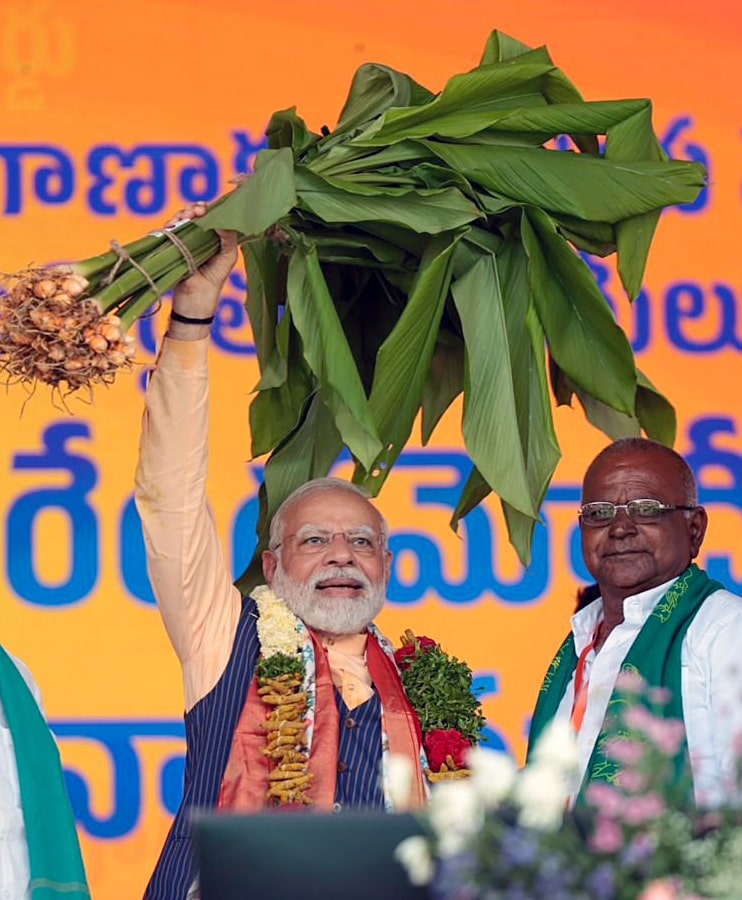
top-left (218, 620), bottom-right (428, 811)
top-left (527, 565), bottom-right (722, 807)
top-left (0, 645), bottom-right (89, 899)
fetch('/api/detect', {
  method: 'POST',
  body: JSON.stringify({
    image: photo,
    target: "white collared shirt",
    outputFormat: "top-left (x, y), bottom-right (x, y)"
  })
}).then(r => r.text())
top-left (554, 577), bottom-right (742, 808)
top-left (0, 655), bottom-right (44, 900)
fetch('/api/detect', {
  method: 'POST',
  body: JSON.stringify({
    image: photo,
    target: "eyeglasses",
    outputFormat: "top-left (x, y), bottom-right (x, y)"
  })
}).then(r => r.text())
top-left (579, 499), bottom-right (697, 528)
top-left (271, 529), bottom-right (384, 556)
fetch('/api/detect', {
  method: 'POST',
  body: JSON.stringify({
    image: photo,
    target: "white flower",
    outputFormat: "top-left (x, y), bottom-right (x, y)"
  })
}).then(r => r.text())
top-left (253, 585), bottom-right (303, 658)
top-left (427, 779), bottom-right (484, 856)
top-left (512, 762), bottom-right (569, 832)
top-left (529, 718), bottom-right (580, 779)
top-left (467, 746), bottom-right (517, 809)
top-left (394, 835), bottom-right (436, 886)
top-left (387, 754), bottom-right (414, 812)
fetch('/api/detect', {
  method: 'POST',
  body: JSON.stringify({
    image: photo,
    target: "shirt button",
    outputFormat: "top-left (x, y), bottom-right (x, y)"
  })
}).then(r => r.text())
top-left (332, 802), bottom-right (343, 813)
top-left (337, 761), bottom-right (348, 773)
top-left (345, 717), bottom-right (357, 729)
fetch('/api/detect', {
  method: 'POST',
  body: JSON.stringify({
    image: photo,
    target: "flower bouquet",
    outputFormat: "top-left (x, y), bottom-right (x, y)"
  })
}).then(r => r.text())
top-left (394, 630), bottom-right (485, 782)
top-left (395, 673), bottom-right (742, 899)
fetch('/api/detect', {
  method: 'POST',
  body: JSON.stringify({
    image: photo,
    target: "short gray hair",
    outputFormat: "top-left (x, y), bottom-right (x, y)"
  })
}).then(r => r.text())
top-left (268, 477), bottom-right (389, 551)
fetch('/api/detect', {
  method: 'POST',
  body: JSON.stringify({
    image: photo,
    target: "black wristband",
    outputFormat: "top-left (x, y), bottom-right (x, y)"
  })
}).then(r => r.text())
top-left (170, 311), bottom-right (215, 326)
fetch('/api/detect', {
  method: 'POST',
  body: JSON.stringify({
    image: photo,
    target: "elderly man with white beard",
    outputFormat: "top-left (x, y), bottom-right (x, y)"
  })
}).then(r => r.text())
top-left (134, 213), bottom-right (428, 900)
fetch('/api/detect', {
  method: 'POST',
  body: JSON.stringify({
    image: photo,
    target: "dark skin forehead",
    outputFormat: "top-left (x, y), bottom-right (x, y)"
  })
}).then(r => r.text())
top-left (582, 445), bottom-right (689, 503)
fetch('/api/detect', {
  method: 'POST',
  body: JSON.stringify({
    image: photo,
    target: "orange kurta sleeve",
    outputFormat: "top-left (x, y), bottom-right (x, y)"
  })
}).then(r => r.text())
top-left (134, 336), bottom-right (241, 711)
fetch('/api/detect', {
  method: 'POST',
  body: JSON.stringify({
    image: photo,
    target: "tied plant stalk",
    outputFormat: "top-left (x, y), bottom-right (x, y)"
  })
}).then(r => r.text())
top-left (0, 222), bottom-right (219, 391)
top-left (0, 29), bottom-right (707, 583)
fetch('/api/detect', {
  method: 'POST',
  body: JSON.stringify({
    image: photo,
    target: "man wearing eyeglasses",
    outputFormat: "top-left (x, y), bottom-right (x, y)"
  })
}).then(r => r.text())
top-left (134, 215), bottom-right (427, 900)
top-left (529, 437), bottom-right (742, 811)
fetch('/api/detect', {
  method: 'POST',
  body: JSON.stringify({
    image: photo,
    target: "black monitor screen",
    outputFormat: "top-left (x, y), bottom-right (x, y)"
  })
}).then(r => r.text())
top-left (193, 810), bottom-right (430, 900)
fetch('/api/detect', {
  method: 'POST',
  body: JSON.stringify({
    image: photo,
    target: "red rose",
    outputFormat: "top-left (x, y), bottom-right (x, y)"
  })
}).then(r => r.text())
top-left (394, 644), bottom-right (417, 671)
top-left (424, 728), bottom-right (472, 772)
top-left (415, 636), bottom-right (437, 652)
top-left (394, 635), bottom-right (438, 671)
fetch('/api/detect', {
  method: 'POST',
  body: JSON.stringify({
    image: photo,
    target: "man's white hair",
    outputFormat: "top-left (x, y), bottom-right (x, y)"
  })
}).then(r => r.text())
top-left (268, 477), bottom-right (389, 551)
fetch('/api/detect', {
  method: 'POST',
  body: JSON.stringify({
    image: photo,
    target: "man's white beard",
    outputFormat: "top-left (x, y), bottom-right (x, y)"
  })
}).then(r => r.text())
top-left (272, 564), bottom-right (386, 635)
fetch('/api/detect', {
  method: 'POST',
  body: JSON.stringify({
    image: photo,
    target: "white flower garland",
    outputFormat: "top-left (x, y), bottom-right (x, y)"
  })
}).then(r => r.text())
top-left (253, 584), bottom-right (305, 659)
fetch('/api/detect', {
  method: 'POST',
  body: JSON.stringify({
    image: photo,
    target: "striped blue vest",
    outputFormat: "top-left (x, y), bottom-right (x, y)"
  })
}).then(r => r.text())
top-left (143, 596), bottom-right (386, 900)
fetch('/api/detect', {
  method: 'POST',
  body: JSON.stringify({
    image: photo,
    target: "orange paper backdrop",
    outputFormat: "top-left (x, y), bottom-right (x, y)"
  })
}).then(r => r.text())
top-left (1, 1), bottom-right (741, 897)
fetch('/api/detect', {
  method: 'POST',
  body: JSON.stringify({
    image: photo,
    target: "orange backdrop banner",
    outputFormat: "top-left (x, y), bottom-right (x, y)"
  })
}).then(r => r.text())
top-left (1, 1), bottom-right (741, 897)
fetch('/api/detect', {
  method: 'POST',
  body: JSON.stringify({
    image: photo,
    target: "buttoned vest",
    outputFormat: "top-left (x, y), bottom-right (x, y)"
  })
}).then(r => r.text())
top-left (144, 596), bottom-right (385, 900)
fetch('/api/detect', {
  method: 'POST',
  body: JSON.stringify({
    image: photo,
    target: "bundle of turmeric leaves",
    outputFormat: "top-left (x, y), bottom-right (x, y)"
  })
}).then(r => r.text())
top-left (1, 31), bottom-right (707, 583)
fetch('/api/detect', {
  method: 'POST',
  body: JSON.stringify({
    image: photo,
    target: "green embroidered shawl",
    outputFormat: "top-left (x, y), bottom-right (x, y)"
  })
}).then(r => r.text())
top-left (528, 564), bottom-right (722, 808)
top-left (0, 646), bottom-right (90, 899)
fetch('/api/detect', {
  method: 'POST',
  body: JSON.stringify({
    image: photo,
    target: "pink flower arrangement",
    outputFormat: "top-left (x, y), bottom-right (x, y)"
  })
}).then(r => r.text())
top-left (638, 879), bottom-right (705, 900)
top-left (400, 673), bottom-right (742, 900)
